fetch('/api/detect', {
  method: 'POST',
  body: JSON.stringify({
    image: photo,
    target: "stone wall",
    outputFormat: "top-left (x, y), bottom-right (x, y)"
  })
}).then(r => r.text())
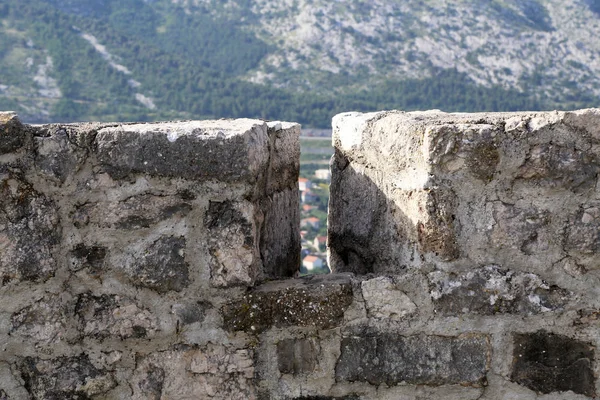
top-left (328, 109), bottom-right (600, 399)
top-left (0, 112), bottom-right (304, 399)
top-left (2, 109), bottom-right (600, 400)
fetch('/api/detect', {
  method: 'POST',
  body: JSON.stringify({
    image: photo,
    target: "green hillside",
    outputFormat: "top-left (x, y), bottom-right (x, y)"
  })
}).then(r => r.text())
top-left (0, 0), bottom-right (597, 127)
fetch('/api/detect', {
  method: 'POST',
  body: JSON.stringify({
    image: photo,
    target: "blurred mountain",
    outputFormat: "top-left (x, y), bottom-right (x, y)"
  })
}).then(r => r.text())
top-left (0, 0), bottom-right (599, 127)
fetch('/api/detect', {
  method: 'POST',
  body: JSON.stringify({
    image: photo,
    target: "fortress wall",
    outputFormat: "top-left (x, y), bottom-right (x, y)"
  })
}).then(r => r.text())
top-left (0, 112), bottom-right (303, 399)
top-left (327, 109), bottom-right (600, 399)
top-left (2, 109), bottom-right (600, 399)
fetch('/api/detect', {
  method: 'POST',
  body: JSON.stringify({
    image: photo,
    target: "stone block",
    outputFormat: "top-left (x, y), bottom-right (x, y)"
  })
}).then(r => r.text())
top-left (95, 119), bottom-right (270, 182)
top-left (266, 121), bottom-right (301, 194)
top-left (329, 109), bottom-right (600, 273)
top-left (260, 188), bottom-right (301, 278)
top-left (18, 355), bottom-right (116, 399)
top-left (429, 265), bottom-right (569, 315)
top-left (222, 274), bottom-right (353, 333)
top-left (335, 333), bottom-right (490, 387)
top-left (75, 292), bottom-right (157, 339)
top-left (0, 171), bottom-right (60, 284)
top-left (131, 344), bottom-right (255, 400)
top-left (361, 276), bottom-right (416, 320)
top-left (120, 235), bottom-right (190, 293)
top-left (511, 331), bottom-right (595, 397)
top-left (69, 244), bottom-right (107, 273)
top-left (72, 193), bottom-right (193, 230)
top-left (0, 112), bottom-right (25, 154)
top-left (277, 338), bottom-right (318, 375)
top-left (11, 294), bottom-right (73, 343)
top-left (205, 200), bottom-right (259, 287)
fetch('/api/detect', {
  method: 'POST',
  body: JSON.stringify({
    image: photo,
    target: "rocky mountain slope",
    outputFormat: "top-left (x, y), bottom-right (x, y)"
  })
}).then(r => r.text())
top-left (0, 0), bottom-right (599, 126)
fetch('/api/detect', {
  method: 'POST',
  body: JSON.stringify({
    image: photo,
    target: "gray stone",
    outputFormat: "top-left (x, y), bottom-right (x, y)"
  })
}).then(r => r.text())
top-left (123, 236), bottom-right (190, 293)
top-left (260, 188), bottom-right (301, 278)
top-left (131, 345), bottom-right (255, 400)
top-left (95, 120), bottom-right (269, 182)
top-left (75, 292), bottom-right (157, 339)
top-left (329, 109), bottom-right (600, 274)
top-left (137, 363), bottom-right (165, 400)
top-left (73, 193), bottom-right (192, 230)
top-left (222, 274), bottom-right (353, 333)
top-left (511, 331), bottom-right (595, 397)
top-left (335, 333), bottom-right (490, 387)
top-left (516, 143), bottom-right (599, 191)
top-left (0, 112), bottom-right (25, 154)
top-left (171, 302), bottom-right (208, 326)
top-left (205, 200), bottom-right (259, 287)
top-left (69, 244), bottom-right (107, 273)
top-left (429, 265), bottom-right (569, 315)
top-left (361, 276), bottom-right (416, 320)
top-left (11, 295), bottom-right (72, 343)
top-left (265, 121), bottom-right (301, 195)
top-left (34, 128), bottom-right (81, 183)
top-left (19, 355), bottom-right (116, 399)
top-left (277, 338), bottom-right (318, 375)
top-left (0, 171), bottom-right (60, 284)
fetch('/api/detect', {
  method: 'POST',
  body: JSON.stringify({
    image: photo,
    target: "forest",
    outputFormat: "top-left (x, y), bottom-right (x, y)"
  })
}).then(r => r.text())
top-left (0, 0), bottom-right (596, 127)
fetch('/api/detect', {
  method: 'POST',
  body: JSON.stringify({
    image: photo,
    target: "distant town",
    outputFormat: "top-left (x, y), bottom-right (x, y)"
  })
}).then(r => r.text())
top-left (298, 133), bottom-right (332, 276)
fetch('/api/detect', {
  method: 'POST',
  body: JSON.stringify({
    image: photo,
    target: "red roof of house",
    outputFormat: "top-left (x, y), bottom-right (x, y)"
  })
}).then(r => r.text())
top-left (304, 255), bottom-right (319, 263)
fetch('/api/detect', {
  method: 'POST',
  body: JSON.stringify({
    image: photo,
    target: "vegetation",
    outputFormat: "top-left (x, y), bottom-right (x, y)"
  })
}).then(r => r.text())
top-left (1, 0), bottom-right (598, 127)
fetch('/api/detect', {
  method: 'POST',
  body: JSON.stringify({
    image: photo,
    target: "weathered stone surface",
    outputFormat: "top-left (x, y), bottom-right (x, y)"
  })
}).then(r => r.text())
top-left (293, 397), bottom-right (361, 400)
top-left (75, 292), bottom-right (157, 339)
top-left (95, 119), bottom-right (269, 181)
top-left (329, 109), bottom-right (600, 274)
top-left (19, 355), bottom-right (116, 399)
top-left (69, 244), bottom-right (107, 273)
top-left (122, 236), bottom-right (190, 293)
top-left (490, 203), bottom-right (553, 256)
top-left (429, 266), bottom-right (569, 315)
top-left (72, 193), bottom-right (192, 230)
top-left (11, 295), bottom-right (72, 343)
top-left (418, 189), bottom-right (460, 260)
top-left (265, 122), bottom-right (301, 194)
top-left (0, 172), bottom-right (60, 284)
top-left (34, 128), bottom-right (85, 183)
top-left (171, 301), bottom-right (208, 326)
top-left (511, 331), bottom-right (595, 397)
top-left (260, 188), bottom-right (300, 278)
top-left (336, 333), bottom-right (490, 387)
top-left (0, 112), bottom-right (25, 154)
top-left (222, 274), bottom-right (353, 333)
top-left (131, 345), bottom-right (255, 400)
top-left (516, 143), bottom-right (599, 191)
top-left (205, 200), bottom-right (259, 287)
top-left (277, 338), bottom-right (318, 375)
top-left (361, 276), bottom-right (416, 320)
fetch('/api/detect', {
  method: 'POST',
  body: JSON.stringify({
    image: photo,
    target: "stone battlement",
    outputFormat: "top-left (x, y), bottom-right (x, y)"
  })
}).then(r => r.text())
top-left (1, 110), bottom-right (600, 399)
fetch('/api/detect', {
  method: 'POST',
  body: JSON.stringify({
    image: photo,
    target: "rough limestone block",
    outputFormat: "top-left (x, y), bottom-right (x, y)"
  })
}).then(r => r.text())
top-left (221, 274), bottom-right (354, 333)
top-left (511, 331), bottom-right (595, 397)
top-left (95, 119), bottom-right (270, 182)
top-left (277, 338), bottom-right (318, 375)
top-left (0, 171), bottom-right (61, 284)
top-left (0, 112), bottom-right (25, 154)
top-left (130, 344), bottom-right (255, 400)
top-left (19, 355), bottom-right (116, 399)
top-left (361, 276), bottom-right (416, 320)
top-left (429, 265), bottom-right (569, 316)
top-left (75, 292), bottom-right (158, 340)
top-left (335, 333), bottom-right (490, 387)
top-left (329, 109), bottom-right (600, 275)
